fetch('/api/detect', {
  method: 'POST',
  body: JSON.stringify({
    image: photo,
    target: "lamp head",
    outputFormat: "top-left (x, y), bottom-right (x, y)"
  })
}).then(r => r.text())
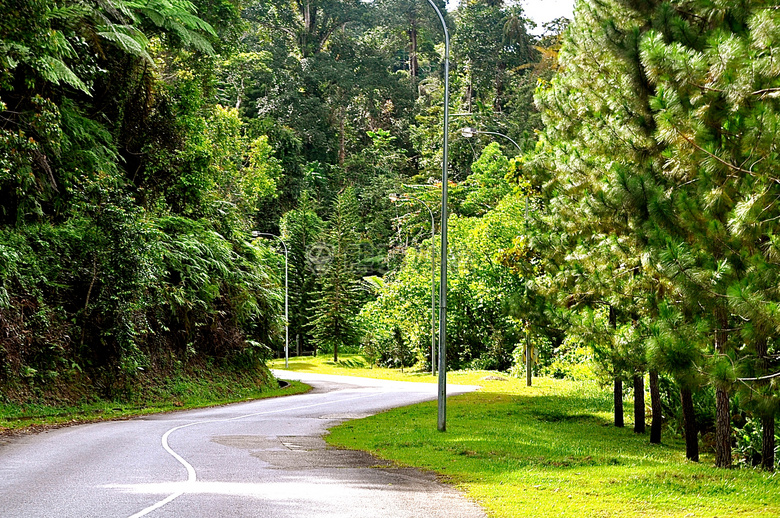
top-left (461, 127), bottom-right (476, 138)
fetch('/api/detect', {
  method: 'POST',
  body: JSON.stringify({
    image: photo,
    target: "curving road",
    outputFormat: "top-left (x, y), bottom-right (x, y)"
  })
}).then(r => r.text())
top-left (0, 372), bottom-right (485, 517)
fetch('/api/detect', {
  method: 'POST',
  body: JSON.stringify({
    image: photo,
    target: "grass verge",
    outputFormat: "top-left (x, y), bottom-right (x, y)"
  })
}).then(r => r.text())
top-left (273, 355), bottom-right (780, 517)
top-left (268, 353), bottom-right (442, 382)
top-left (0, 364), bottom-right (309, 434)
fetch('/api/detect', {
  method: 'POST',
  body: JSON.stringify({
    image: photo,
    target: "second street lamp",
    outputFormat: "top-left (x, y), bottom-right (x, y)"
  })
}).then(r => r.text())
top-left (461, 127), bottom-right (521, 152)
top-left (390, 194), bottom-right (437, 376)
top-left (252, 231), bottom-right (288, 369)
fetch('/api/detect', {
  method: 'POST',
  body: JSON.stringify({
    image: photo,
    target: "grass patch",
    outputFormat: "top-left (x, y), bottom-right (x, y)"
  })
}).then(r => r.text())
top-left (269, 353), bottom-right (445, 383)
top-left (0, 365), bottom-right (309, 434)
top-left (275, 355), bottom-right (780, 517)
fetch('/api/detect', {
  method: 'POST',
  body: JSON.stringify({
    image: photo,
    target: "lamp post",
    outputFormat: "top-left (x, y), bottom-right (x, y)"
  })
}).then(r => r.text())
top-left (460, 127), bottom-right (534, 386)
top-left (461, 127), bottom-right (522, 153)
top-left (252, 231), bottom-right (288, 369)
top-left (422, 0), bottom-right (450, 433)
top-left (390, 194), bottom-right (437, 376)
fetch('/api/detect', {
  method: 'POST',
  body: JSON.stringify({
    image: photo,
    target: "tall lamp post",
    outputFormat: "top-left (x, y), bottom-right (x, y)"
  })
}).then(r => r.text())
top-left (460, 127), bottom-right (534, 386)
top-left (390, 194), bottom-right (437, 376)
top-left (423, 0), bottom-right (450, 433)
top-left (252, 231), bottom-right (289, 369)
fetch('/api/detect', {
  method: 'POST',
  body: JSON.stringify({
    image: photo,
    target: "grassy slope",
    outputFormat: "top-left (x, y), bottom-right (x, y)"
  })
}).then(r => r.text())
top-left (0, 363), bottom-right (309, 433)
top-left (272, 355), bottom-right (780, 518)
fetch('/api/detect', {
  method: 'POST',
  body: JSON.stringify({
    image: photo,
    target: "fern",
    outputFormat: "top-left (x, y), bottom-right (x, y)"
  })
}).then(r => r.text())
top-left (38, 56), bottom-right (90, 94)
top-left (96, 24), bottom-right (153, 62)
top-left (128, 0), bottom-right (217, 54)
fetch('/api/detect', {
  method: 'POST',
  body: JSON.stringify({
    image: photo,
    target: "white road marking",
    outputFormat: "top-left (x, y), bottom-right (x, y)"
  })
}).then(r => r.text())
top-left (125, 392), bottom-right (379, 518)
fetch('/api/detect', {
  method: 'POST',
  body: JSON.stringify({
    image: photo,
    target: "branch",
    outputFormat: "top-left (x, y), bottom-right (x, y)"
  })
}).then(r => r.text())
top-left (674, 128), bottom-right (760, 177)
top-left (737, 371), bottom-right (780, 382)
top-left (752, 87), bottom-right (780, 97)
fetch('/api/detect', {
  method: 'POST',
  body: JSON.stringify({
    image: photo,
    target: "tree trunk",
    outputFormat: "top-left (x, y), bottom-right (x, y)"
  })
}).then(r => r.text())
top-left (408, 28), bottom-right (418, 82)
top-left (338, 107), bottom-right (346, 165)
top-left (680, 385), bottom-right (699, 462)
top-left (609, 305), bottom-right (623, 428)
top-left (762, 413), bottom-right (775, 472)
top-left (614, 379), bottom-right (624, 428)
top-left (714, 387), bottom-right (731, 468)
top-left (633, 374), bottom-right (646, 434)
top-left (713, 306), bottom-right (732, 468)
top-left (649, 370), bottom-right (662, 444)
top-left (757, 336), bottom-right (774, 471)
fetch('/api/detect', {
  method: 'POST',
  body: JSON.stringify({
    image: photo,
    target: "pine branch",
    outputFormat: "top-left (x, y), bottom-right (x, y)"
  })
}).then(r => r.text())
top-left (673, 126), bottom-right (777, 181)
top-left (752, 87), bottom-right (780, 98)
top-left (737, 371), bottom-right (780, 382)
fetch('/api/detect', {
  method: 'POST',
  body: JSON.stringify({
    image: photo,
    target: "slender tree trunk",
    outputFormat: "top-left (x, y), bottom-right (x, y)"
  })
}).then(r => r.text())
top-left (408, 27), bottom-right (418, 82)
top-left (680, 385), bottom-right (699, 462)
top-left (338, 107), bottom-right (346, 165)
top-left (649, 370), bottom-right (662, 444)
top-left (614, 379), bottom-right (624, 428)
top-left (633, 374), bottom-right (646, 434)
top-left (762, 414), bottom-right (775, 472)
top-left (757, 336), bottom-right (774, 471)
top-left (609, 305), bottom-right (623, 428)
top-left (714, 306), bottom-right (732, 468)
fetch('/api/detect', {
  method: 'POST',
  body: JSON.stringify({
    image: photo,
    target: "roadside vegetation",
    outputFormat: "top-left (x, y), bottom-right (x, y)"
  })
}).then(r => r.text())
top-left (0, 364), bottom-right (307, 434)
top-left (273, 355), bottom-right (780, 517)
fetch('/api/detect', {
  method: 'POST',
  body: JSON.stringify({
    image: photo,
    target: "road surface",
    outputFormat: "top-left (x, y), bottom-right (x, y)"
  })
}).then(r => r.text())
top-left (0, 371), bottom-right (485, 517)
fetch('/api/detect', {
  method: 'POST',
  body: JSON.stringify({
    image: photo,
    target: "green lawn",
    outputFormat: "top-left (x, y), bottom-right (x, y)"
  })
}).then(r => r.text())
top-left (274, 355), bottom-right (780, 517)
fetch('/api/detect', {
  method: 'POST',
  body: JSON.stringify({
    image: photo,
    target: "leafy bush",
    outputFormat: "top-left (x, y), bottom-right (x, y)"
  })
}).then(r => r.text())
top-left (734, 417), bottom-right (780, 469)
top-left (533, 337), bottom-right (597, 382)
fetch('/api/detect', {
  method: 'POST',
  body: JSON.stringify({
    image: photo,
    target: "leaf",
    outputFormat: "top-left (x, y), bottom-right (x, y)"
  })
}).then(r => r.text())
top-left (38, 56), bottom-right (91, 94)
top-left (97, 26), bottom-right (153, 63)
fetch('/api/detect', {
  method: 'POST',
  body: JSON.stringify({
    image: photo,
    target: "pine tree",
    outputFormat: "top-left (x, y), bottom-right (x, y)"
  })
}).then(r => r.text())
top-left (535, 0), bottom-right (780, 467)
top-left (281, 191), bottom-right (325, 355)
top-left (638, 0), bottom-right (780, 468)
top-left (310, 186), bottom-right (363, 361)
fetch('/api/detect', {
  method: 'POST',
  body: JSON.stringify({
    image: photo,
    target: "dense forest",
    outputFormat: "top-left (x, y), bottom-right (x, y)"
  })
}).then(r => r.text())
top-left (2, 0), bottom-right (780, 471)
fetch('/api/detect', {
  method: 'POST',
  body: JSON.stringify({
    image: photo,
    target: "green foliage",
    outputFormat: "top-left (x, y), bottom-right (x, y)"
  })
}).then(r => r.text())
top-left (0, 0), bottom-right (288, 402)
top-left (734, 417), bottom-right (780, 470)
top-left (460, 142), bottom-right (514, 216)
top-left (310, 187), bottom-right (364, 361)
top-left (280, 192), bottom-right (324, 353)
top-left (362, 192), bottom-right (526, 371)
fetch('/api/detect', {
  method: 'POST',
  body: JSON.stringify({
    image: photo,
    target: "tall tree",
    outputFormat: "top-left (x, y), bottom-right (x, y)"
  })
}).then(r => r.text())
top-left (281, 191), bottom-right (324, 354)
top-left (639, 0), bottom-right (780, 468)
top-left (310, 186), bottom-right (363, 361)
top-left (453, 0), bottom-right (532, 112)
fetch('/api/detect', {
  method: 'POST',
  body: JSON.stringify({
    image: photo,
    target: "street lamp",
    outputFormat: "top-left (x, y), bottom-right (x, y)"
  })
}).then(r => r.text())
top-left (422, 0), bottom-right (450, 433)
top-left (461, 127), bottom-right (521, 152)
top-left (390, 194), bottom-right (437, 376)
top-left (252, 231), bottom-right (288, 369)
top-left (461, 127), bottom-right (533, 386)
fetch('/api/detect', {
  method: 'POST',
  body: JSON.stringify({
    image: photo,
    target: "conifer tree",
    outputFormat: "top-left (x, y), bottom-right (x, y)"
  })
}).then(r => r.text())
top-left (281, 192), bottom-right (325, 355)
top-left (639, 0), bottom-right (780, 468)
top-left (533, 0), bottom-right (693, 451)
top-left (537, 0), bottom-right (780, 468)
top-left (310, 186), bottom-right (363, 361)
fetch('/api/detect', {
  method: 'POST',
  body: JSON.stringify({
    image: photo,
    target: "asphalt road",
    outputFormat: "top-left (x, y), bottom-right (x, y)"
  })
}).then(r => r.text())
top-left (0, 371), bottom-right (485, 517)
